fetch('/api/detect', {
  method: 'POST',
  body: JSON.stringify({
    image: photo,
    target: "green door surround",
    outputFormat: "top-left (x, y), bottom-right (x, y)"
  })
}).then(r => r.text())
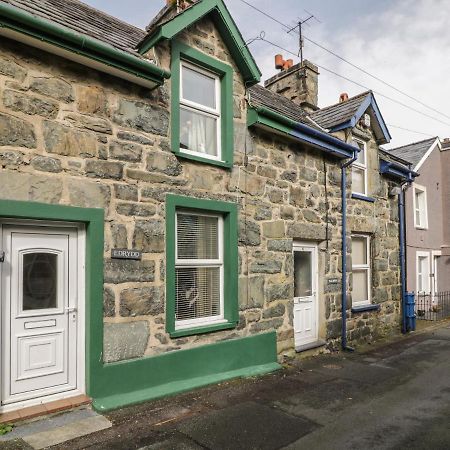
top-left (0, 199), bottom-right (280, 412)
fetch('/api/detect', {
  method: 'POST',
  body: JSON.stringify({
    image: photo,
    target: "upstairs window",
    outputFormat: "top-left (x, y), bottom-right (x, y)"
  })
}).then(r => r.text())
top-left (413, 185), bottom-right (428, 229)
top-left (171, 41), bottom-right (234, 168)
top-left (351, 235), bottom-right (371, 306)
top-left (180, 62), bottom-right (221, 160)
top-left (351, 139), bottom-right (367, 196)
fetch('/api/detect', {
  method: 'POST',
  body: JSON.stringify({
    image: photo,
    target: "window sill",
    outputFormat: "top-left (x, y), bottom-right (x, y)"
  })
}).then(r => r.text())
top-left (351, 193), bottom-right (375, 203)
top-left (174, 149), bottom-right (232, 169)
top-left (414, 226), bottom-right (428, 231)
top-left (170, 321), bottom-right (236, 338)
top-left (351, 304), bottom-right (380, 313)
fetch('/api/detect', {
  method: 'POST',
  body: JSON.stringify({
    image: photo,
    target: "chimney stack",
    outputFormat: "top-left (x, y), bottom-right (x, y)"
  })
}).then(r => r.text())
top-left (264, 58), bottom-right (319, 113)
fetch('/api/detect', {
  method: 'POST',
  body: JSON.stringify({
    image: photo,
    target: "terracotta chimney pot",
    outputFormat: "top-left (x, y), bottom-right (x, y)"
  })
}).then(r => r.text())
top-left (340, 92), bottom-right (349, 103)
top-left (275, 54), bottom-right (284, 70)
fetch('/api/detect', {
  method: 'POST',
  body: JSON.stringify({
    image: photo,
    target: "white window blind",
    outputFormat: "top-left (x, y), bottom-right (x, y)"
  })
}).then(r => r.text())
top-left (352, 235), bottom-right (371, 306)
top-left (179, 62), bottom-right (221, 159)
top-left (175, 212), bottom-right (224, 329)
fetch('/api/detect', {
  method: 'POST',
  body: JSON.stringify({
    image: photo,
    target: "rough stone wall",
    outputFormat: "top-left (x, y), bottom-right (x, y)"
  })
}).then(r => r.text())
top-left (345, 125), bottom-right (402, 343)
top-left (0, 16), bottom-right (401, 363)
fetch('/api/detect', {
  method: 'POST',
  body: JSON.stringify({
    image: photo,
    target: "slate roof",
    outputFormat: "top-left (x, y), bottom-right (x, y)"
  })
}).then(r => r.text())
top-left (388, 137), bottom-right (438, 168)
top-left (2, 0), bottom-right (147, 55)
top-left (248, 84), bottom-right (323, 131)
top-left (379, 148), bottom-right (413, 169)
top-left (310, 91), bottom-right (371, 130)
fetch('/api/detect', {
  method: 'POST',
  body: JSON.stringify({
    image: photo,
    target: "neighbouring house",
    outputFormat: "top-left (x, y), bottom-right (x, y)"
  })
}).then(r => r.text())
top-left (389, 137), bottom-right (450, 299)
top-left (0, 0), bottom-right (415, 416)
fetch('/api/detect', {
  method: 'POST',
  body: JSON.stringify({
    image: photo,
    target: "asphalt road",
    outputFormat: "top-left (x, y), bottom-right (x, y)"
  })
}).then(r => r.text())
top-left (4, 322), bottom-right (450, 450)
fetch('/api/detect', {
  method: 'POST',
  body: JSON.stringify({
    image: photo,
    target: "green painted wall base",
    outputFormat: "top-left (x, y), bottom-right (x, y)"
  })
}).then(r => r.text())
top-left (92, 331), bottom-right (280, 412)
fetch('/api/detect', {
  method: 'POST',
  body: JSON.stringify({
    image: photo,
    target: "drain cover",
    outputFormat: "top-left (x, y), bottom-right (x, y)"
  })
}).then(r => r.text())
top-left (177, 401), bottom-right (318, 450)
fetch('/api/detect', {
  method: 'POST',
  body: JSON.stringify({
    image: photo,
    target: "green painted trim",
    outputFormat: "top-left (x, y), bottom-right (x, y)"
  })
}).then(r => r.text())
top-left (139, 0), bottom-right (261, 86)
top-left (247, 106), bottom-right (356, 158)
top-left (247, 107), bottom-right (292, 135)
top-left (169, 322), bottom-right (236, 339)
top-left (92, 331), bottom-right (280, 412)
top-left (0, 199), bottom-right (104, 400)
top-left (165, 194), bottom-right (238, 337)
top-left (171, 41), bottom-right (234, 168)
top-left (0, 2), bottom-right (170, 86)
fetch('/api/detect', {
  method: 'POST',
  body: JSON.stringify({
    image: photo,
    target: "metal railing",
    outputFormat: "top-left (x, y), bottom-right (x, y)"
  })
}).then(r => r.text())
top-left (415, 291), bottom-right (450, 321)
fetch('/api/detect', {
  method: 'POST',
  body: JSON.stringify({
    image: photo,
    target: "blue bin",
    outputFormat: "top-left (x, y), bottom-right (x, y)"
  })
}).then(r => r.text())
top-left (405, 292), bottom-right (416, 331)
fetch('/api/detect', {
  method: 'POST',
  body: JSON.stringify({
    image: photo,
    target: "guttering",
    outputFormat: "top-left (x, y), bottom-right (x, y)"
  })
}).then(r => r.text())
top-left (248, 106), bottom-right (356, 158)
top-left (341, 147), bottom-right (359, 351)
top-left (379, 160), bottom-right (418, 182)
top-left (0, 2), bottom-right (170, 88)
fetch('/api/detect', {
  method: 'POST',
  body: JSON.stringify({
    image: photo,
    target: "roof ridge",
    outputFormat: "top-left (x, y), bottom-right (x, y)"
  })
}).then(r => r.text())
top-left (312, 90), bottom-right (372, 114)
top-left (389, 136), bottom-right (438, 152)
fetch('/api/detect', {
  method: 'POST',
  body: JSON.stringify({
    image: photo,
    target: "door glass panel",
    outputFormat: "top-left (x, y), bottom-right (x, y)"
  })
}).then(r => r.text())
top-left (294, 251), bottom-right (312, 297)
top-left (22, 253), bottom-right (58, 310)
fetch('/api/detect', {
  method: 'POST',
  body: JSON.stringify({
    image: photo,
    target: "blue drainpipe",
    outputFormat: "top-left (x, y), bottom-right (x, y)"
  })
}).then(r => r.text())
top-left (399, 185), bottom-right (407, 333)
top-left (341, 148), bottom-right (358, 351)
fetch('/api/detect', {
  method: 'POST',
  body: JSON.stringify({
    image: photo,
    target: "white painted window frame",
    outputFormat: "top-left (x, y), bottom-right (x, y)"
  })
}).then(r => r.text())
top-left (351, 138), bottom-right (368, 196)
top-left (175, 211), bottom-right (225, 330)
top-left (179, 60), bottom-right (222, 162)
top-left (432, 250), bottom-right (441, 298)
top-left (413, 183), bottom-right (428, 230)
top-left (416, 251), bottom-right (431, 294)
top-left (351, 234), bottom-right (371, 306)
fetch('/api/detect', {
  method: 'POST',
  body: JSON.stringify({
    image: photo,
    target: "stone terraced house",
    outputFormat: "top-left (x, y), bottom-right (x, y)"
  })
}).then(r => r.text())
top-left (0, 0), bottom-right (416, 415)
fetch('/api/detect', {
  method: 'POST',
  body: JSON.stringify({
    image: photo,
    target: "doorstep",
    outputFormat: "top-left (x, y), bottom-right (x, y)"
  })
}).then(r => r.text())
top-left (0, 394), bottom-right (91, 424)
top-left (295, 340), bottom-right (327, 353)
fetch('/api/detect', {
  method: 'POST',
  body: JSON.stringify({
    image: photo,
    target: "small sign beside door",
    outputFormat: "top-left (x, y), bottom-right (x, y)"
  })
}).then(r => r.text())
top-left (111, 248), bottom-right (142, 261)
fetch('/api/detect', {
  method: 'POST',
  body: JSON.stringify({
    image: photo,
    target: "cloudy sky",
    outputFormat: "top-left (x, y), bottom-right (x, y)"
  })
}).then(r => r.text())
top-left (84, 0), bottom-right (450, 148)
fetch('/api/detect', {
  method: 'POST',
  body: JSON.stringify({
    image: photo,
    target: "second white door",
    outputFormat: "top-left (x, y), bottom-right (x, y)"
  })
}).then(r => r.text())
top-left (293, 242), bottom-right (318, 349)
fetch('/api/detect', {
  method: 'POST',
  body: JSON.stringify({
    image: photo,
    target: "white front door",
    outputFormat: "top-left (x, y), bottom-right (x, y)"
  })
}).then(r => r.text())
top-left (293, 242), bottom-right (318, 349)
top-left (1, 224), bottom-right (80, 407)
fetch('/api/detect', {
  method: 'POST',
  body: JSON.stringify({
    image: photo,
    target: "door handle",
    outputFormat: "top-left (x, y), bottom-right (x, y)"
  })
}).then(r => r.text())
top-left (65, 307), bottom-right (77, 313)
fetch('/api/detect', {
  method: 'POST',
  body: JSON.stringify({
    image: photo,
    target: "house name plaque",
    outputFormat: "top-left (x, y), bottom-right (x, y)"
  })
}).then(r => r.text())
top-left (111, 248), bottom-right (142, 260)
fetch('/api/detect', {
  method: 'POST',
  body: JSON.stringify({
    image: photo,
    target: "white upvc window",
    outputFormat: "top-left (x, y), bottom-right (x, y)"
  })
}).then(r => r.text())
top-left (351, 138), bottom-right (368, 196)
top-left (413, 184), bottom-right (428, 229)
top-left (417, 251), bottom-right (430, 294)
top-left (179, 61), bottom-right (221, 161)
top-left (175, 211), bottom-right (224, 330)
top-left (351, 234), bottom-right (371, 306)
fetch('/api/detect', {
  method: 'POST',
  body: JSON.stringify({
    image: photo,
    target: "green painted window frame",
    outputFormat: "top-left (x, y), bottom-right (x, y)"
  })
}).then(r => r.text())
top-left (171, 41), bottom-right (234, 168)
top-left (166, 194), bottom-right (238, 338)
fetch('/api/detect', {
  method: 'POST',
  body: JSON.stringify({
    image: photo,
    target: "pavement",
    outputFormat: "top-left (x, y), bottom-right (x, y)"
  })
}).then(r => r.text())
top-left (2, 321), bottom-right (450, 450)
